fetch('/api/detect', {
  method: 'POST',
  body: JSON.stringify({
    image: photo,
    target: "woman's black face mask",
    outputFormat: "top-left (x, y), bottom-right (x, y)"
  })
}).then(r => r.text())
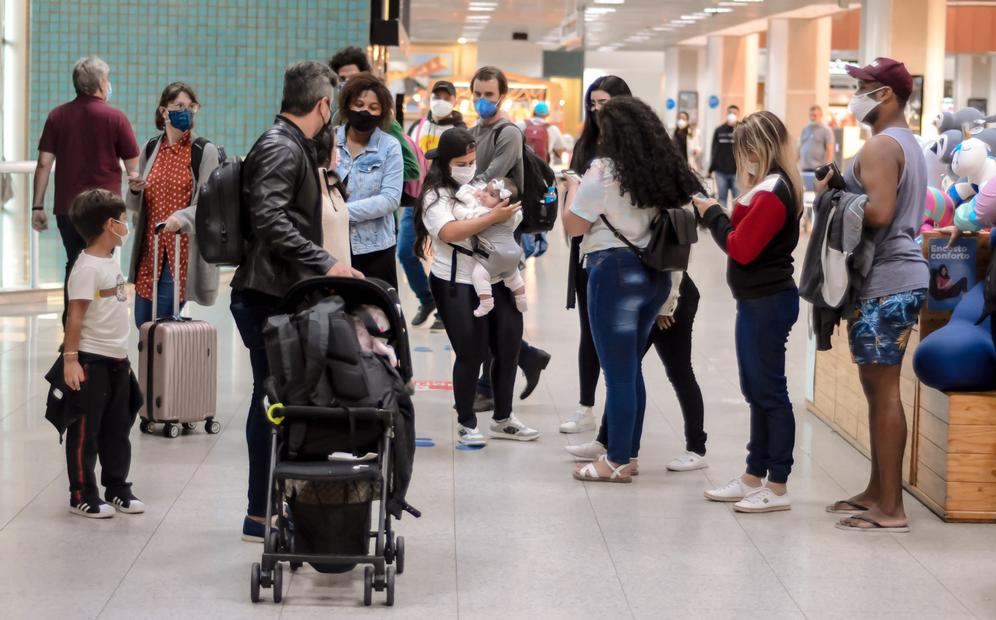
top-left (348, 109), bottom-right (381, 132)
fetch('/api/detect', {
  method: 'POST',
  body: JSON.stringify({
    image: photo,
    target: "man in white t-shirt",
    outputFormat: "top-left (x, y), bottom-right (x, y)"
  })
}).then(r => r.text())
top-left (59, 189), bottom-right (145, 519)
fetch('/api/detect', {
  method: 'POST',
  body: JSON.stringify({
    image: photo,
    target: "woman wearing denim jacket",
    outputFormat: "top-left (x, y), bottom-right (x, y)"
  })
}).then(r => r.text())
top-left (562, 97), bottom-right (701, 483)
top-left (335, 73), bottom-right (403, 287)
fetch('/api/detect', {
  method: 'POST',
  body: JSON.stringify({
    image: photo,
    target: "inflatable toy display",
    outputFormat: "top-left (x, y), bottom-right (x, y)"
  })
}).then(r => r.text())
top-left (935, 108), bottom-right (986, 134)
top-left (914, 283), bottom-right (996, 392)
top-left (951, 137), bottom-right (996, 231)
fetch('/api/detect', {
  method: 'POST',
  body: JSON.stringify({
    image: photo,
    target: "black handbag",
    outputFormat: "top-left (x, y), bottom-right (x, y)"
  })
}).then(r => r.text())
top-left (600, 207), bottom-right (698, 272)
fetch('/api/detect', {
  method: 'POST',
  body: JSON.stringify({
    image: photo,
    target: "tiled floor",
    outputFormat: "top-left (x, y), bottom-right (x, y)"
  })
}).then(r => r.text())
top-left (0, 237), bottom-right (993, 620)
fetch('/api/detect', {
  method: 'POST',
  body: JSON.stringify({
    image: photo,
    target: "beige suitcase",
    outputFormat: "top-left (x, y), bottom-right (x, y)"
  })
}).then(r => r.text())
top-left (137, 226), bottom-right (219, 438)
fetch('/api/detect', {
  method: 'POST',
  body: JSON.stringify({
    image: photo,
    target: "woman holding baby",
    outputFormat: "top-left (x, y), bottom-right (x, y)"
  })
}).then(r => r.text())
top-left (413, 128), bottom-right (540, 448)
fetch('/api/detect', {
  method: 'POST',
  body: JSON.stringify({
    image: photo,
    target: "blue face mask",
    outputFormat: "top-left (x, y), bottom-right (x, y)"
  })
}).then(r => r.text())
top-left (475, 97), bottom-right (499, 120)
top-left (168, 109), bottom-right (194, 131)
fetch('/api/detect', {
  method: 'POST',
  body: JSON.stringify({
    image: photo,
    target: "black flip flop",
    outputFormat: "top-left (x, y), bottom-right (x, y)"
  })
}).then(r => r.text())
top-left (835, 514), bottom-right (910, 533)
top-left (825, 500), bottom-right (869, 514)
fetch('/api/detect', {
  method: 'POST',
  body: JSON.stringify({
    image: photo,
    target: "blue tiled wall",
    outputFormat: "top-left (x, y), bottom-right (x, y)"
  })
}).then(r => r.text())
top-left (30, 0), bottom-right (368, 157)
top-left (29, 0), bottom-right (368, 285)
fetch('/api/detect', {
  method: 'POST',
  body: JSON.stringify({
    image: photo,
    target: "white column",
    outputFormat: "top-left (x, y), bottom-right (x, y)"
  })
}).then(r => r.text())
top-left (766, 19), bottom-right (790, 121)
top-left (955, 54), bottom-right (974, 109)
top-left (859, 0), bottom-right (891, 65)
top-left (704, 36), bottom-right (724, 173)
top-left (2, 0), bottom-right (31, 288)
top-left (663, 46), bottom-right (681, 127)
top-left (767, 16), bottom-right (832, 138)
top-left (858, 0), bottom-right (946, 137)
top-left (990, 53), bottom-right (996, 114)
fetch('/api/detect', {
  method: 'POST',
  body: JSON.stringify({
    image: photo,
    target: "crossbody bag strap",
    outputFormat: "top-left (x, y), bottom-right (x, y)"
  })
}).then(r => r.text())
top-left (599, 214), bottom-right (644, 255)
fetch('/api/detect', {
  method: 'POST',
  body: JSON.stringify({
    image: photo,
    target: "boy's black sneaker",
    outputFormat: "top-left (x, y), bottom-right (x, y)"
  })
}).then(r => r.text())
top-left (70, 498), bottom-right (115, 519)
top-left (106, 492), bottom-right (146, 514)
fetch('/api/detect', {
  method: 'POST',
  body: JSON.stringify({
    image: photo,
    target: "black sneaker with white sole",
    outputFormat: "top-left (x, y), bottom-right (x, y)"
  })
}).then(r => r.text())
top-left (106, 492), bottom-right (146, 514)
top-left (70, 499), bottom-right (115, 519)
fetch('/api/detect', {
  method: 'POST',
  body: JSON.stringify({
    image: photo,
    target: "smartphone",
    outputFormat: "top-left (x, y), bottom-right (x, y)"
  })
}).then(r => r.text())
top-left (815, 161), bottom-right (846, 190)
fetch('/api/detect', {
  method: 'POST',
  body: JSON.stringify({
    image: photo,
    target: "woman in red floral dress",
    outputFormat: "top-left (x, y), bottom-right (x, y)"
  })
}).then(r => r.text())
top-left (126, 82), bottom-right (221, 327)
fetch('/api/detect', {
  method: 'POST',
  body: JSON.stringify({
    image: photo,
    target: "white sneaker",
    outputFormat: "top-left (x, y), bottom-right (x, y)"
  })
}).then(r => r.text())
top-left (457, 424), bottom-right (487, 447)
top-left (564, 440), bottom-right (607, 461)
top-left (704, 476), bottom-right (762, 502)
top-left (734, 487), bottom-right (791, 513)
top-left (559, 406), bottom-right (597, 434)
top-left (69, 501), bottom-right (115, 519)
top-left (666, 451), bottom-right (708, 472)
top-left (489, 415), bottom-right (540, 441)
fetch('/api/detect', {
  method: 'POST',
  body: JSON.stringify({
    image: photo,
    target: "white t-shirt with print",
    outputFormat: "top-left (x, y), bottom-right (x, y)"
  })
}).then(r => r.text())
top-left (569, 158), bottom-right (656, 258)
top-left (66, 250), bottom-right (130, 359)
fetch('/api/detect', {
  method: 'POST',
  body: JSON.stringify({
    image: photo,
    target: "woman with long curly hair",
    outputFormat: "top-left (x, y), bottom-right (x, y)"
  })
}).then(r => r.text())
top-left (561, 75), bottom-right (632, 434)
top-left (562, 96), bottom-right (702, 482)
top-left (413, 128), bottom-right (541, 446)
top-left (692, 111), bottom-right (802, 512)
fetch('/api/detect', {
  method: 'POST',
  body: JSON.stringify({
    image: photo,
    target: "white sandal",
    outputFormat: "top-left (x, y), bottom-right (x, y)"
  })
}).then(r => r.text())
top-left (572, 455), bottom-right (633, 483)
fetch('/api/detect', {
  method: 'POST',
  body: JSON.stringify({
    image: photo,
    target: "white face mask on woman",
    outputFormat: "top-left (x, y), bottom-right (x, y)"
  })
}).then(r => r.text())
top-left (677, 119), bottom-right (688, 130)
top-left (450, 165), bottom-right (476, 186)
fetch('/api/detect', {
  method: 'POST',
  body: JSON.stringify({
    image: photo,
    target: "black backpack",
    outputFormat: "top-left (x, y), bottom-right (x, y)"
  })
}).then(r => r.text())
top-left (493, 122), bottom-right (558, 233)
top-left (195, 156), bottom-right (245, 266)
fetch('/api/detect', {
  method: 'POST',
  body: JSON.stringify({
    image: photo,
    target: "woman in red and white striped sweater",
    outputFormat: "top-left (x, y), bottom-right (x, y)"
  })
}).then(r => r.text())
top-left (692, 111), bottom-right (803, 514)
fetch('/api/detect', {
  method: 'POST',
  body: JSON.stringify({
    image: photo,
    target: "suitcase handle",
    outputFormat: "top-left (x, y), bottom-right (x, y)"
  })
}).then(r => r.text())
top-left (152, 222), bottom-right (182, 320)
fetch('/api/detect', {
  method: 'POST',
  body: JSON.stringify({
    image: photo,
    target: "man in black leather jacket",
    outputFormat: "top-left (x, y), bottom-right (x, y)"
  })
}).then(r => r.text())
top-left (230, 60), bottom-right (362, 543)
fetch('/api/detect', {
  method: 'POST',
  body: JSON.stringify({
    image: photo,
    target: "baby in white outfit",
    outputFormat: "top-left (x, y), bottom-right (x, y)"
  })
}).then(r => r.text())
top-left (453, 178), bottom-right (527, 317)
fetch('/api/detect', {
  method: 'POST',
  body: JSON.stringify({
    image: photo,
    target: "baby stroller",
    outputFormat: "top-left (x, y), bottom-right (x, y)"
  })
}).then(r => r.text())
top-left (249, 277), bottom-right (419, 607)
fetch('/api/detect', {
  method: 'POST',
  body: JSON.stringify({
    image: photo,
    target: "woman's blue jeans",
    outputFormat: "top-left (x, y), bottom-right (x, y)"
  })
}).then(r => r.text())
top-left (134, 263), bottom-right (185, 328)
top-left (397, 207), bottom-right (433, 307)
top-left (586, 248), bottom-right (671, 465)
top-left (734, 287), bottom-right (799, 484)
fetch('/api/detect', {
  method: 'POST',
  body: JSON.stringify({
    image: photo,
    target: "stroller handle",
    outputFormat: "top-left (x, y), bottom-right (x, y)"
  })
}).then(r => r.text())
top-left (280, 276), bottom-right (393, 313)
top-left (268, 404), bottom-right (394, 426)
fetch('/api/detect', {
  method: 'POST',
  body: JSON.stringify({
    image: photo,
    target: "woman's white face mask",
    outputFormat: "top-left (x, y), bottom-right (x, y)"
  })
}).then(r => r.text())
top-left (450, 164), bottom-right (476, 185)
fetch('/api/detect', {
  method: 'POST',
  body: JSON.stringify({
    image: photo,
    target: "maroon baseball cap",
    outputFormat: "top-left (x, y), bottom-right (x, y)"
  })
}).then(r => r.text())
top-left (846, 57), bottom-right (913, 99)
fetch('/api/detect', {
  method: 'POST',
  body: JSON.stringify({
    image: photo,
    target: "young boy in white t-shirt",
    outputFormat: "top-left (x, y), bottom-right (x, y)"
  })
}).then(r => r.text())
top-left (62, 189), bottom-right (145, 518)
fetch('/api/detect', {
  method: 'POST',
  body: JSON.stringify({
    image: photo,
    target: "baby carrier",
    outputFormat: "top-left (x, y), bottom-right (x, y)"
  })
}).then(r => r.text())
top-left (249, 277), bottom-right (418, 607)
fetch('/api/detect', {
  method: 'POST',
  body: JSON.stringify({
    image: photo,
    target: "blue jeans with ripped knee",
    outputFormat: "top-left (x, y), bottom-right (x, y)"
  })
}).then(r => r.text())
top-left (586, 247), bottom-right (671, 465)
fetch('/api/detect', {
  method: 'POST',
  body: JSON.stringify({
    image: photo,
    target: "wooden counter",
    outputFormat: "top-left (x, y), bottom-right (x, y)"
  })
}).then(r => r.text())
top-left (808, 326), bottom-right (996, 523)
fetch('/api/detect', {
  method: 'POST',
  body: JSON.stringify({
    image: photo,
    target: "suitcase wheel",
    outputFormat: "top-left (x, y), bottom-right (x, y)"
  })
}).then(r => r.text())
top-left (182, 422), bottom-right (198, 432)
top-left (206, 419), bottom-right (222, 434)
top-left (164, 423), bottom-right (180, 439)
top-left (139, 420), bottom-right (154, 434)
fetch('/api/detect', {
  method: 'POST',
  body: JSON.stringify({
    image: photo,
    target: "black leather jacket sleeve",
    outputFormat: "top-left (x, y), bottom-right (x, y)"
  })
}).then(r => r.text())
top-left (246, 142), bottom-right (335, 275)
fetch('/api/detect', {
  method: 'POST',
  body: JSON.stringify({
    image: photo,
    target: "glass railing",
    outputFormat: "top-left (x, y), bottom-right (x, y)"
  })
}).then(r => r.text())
top-left (0, 161), bottom-right (134, 292)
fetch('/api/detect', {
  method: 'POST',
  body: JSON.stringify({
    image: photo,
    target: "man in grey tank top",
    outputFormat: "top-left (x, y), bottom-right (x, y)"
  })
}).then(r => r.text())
top-left (818, 58), bottom-right (928, 534)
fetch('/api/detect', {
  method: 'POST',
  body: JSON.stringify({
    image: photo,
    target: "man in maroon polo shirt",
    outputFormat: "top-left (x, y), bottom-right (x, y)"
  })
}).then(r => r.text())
top-left (32, 55), bottom-right (140, 323)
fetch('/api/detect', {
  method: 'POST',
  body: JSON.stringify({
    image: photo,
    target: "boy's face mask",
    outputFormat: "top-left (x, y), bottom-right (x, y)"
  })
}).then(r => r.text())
top-left (110, 218), bottom-right (129, 246)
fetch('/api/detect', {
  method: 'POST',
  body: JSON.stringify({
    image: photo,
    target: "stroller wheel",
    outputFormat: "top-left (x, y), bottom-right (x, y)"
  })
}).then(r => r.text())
top-left (250, 562), bottom-right (261, 603)
top-left (395, 536), bottom-right (406, 575)
top-left (272, 564), bottom-right (283, 603)
top-left (363, 566), bottom-right (374, 606)
top-left (385, 566), bottom-right (396, 607)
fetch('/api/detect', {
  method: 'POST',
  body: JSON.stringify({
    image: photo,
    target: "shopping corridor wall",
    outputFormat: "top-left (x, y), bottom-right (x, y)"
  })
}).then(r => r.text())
top-left (25, 0), bottom-right (368, 284)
